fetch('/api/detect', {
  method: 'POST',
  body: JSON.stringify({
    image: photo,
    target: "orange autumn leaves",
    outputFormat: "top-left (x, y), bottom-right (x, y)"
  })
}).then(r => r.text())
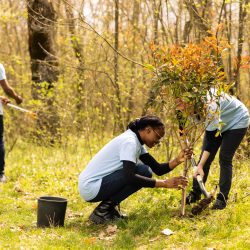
top-left (145, 35), bottom-right (233, 131)
top-left (149, 36), bottom-right (230, 96)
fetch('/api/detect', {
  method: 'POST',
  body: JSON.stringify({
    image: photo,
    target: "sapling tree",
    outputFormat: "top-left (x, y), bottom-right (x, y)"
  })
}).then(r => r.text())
top-left (146, 34), bottom-right (232, 215)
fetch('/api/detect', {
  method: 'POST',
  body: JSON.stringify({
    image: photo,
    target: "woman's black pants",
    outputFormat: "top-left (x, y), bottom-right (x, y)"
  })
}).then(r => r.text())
top-left (192, 127), bottom-right (248, 201)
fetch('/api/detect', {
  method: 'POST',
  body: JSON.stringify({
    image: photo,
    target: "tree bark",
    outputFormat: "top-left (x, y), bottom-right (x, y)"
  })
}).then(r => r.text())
top-left (182, 20), bottom-right (192, 43)
top-left (153, 0), bottom-right (161, 45)
top-left (27, 0), bottom-right (60, 142)
top-left (233, 0), bottom-right (249, 95)
top-left (223, 1), bottom-right (232, 84)
top-left (184, 0), bottom-right (211, 38)
top-left (64, 2), bottom-right (86, 118)
top-left (114, 0), bottom-right (123, 132)
top-left (126, 0), bottom-right (140, 124)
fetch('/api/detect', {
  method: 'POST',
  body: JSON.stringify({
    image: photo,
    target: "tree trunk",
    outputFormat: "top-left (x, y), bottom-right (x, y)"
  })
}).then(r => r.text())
top-left (126, 0), bottom-right (140, 125)
top-left (114, 0), bottom-right (123, 132)
top-left (65, 2), bottom-right (86, 123)
top-left (184, 0), bottom-right (211, 39)
top-left (153, 0), bottom-right (161, 45)
top-left (182, 20), bottom-right (192, 43)
top-left (27, 0), bottom-right (60, 142)
top-left (223, 1), bottom-right (232, 84)
top-left (233, 0), bottom-right (249, 95)
top-left (175, 0), bottom-right (184, 44)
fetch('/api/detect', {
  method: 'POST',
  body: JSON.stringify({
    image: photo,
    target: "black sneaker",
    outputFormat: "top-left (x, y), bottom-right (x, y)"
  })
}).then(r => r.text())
top-left (211, 199), bottom-right (226, 210)
top-left (186, 191), bottom-right (201, 205)
top-left (0, 174), bottom-right (7, 183)
top-left (89, 210), bottom-right (113, 224)
top-left (89, 201), bottom-right (125, 224)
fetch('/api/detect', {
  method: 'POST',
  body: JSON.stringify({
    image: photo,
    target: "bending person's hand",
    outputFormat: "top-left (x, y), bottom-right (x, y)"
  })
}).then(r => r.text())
top-left (156, 176), bottom-right (188, 189)
top-left (193, 165), bottom-right (204, 178)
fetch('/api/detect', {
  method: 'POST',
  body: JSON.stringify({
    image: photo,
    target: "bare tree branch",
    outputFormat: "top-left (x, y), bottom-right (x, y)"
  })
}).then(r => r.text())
top-left (62, 0), bottom-right (146, 68)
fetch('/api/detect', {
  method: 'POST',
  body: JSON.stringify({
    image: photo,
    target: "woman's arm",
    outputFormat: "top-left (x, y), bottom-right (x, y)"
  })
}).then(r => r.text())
top-left (194, 130), bottom-right (220, 177)
top-left (123, 160), bottom-right (156, 187)
top-left (194, 151), bottom-right (210, 177)
top-left (139, 154), bottom-right (172, 176)
top-left (123, 160), bottom-right (188, 189)
top-left (0, 79), bottom-right (22, 104)
top-left (139, 148), bottom-right (192, 176)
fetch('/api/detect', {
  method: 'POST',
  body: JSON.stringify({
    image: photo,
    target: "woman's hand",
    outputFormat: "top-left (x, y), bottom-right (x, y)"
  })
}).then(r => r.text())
top-left (0, 96), bottom-right (10, 105)
top-left (15, 95), bottom-right (23, 105)
top-left (193, 164), bottom-right (204, 178)
top-left (169, 147), bottom-right (193, 169)
top-left (176, 147), bottom-right (193, 163)
top-left (155, 176), bottom-right (188, 189)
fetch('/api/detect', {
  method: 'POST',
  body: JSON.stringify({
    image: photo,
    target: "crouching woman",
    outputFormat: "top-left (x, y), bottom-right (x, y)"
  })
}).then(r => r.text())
top-left (78, 115), bottom-right (192, 224)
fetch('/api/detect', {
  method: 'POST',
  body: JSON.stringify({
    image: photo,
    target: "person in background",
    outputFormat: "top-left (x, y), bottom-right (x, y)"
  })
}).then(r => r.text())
top-left (0, 63), bottom-right (23, 182)
top-left (79, 115), bottom-right (192, 224)
top-left (179, 88), bottom-right (250, 210)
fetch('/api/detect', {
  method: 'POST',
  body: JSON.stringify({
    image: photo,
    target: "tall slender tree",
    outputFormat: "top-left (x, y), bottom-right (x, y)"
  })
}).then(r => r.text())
top-left (64, 1), bottom-right (86, 117)
top-left (234, 0), bottom-right (249, 94)
top-left (114, 0), bottom-right (123, 131)
top-left (126, 0), bottom-right (140, 125)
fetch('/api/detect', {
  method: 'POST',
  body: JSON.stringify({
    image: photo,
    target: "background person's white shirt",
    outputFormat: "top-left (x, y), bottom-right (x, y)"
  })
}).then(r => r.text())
top-left (78, 129), bottom-right (147, 201)
top-left (0, 64), bottom-right (6, 115)
top-left (206, 87), bottom-right (249, 132)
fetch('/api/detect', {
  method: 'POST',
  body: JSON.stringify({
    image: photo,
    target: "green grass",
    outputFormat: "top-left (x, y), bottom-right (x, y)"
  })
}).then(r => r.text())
top-left (0, 137), bottom-right (249, 250)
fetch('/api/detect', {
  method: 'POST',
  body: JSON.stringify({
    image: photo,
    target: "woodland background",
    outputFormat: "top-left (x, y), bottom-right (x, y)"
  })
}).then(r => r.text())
top-left (0, 1), bottom-right (250, 249)
top-left (0, 0), bottom-right (249, 147)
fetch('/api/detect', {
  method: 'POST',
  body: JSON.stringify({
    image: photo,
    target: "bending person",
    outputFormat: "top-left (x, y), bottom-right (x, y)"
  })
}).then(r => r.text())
top-left (78, 115), bottom-right (192, 224)
top-left (183, 88), bottom-right (250, 209)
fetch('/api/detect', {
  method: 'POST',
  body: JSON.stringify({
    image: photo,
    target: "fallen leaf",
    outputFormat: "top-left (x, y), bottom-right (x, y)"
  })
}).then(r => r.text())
top-left (18, 224), bottom-right (25, 230)
top-left (14, 186), bottom-right (29, 195)
top-left (161, 228), bottom-right (174, 236)
top-left (67, 209), bottom-right (83, 219)
top-left (10, 226), bottom-right (24, 232)
top-left (149, 236), bottom-right (161, 242)
top-left (97, 225), bottom-right (118, 241)
top-left (98, 231), bottom-right (106, 240)
top-left (0, 223), bottom-right (6, 229)
top-left (83, 237), bottom-right (97, 244)
top-left (32, 204), bottom-right (37, 210)
top-left (106, 224), bottom-right (118, 234)
top-left (14, 186), bottom-right (24, 193)
top-left (103, 236), bottom-right (115, 241)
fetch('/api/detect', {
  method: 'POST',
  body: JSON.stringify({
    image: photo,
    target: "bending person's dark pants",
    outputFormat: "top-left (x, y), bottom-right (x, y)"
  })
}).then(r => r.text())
top-left (192, 128), bottom-right (248, 201)
top-left (0, 116), bottom-right (5, 175)
top-left (90, 163), bottom-right (152, 204)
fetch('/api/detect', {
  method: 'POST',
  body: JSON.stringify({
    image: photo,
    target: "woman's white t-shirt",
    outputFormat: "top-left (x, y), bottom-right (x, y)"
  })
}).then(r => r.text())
top-left (78, 129), bottom-right (147, 201)
top-left (206, 88), bottom-right (249, 132)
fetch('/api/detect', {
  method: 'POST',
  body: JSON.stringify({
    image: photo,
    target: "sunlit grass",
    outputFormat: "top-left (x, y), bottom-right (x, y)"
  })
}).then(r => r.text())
top-left (0, 136), bottom-right (249, 249)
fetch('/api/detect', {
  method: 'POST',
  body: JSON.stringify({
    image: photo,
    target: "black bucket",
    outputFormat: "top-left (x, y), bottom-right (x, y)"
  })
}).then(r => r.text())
top-left (37, 196), bottom-right (67, 228)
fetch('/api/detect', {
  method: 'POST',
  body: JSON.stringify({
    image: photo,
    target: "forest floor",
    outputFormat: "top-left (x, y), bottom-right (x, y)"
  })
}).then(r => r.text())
top-left (0, 137), bottom-right (249, 249)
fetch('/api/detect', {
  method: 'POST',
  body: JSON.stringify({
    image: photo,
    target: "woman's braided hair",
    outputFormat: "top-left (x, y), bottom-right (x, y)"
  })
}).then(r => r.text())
top-left (127, 115), bottom-right (164, 132)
